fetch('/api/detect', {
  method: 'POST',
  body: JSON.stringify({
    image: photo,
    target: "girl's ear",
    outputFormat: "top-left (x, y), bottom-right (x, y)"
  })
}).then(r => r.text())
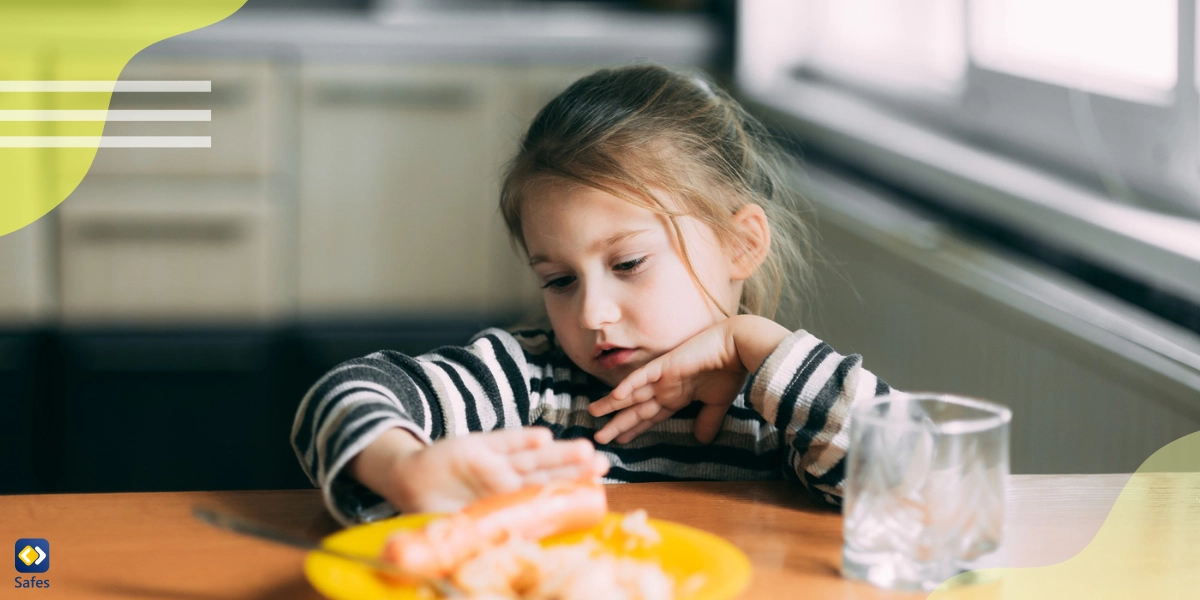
top-left (730, 203), bottom-right (771, 281)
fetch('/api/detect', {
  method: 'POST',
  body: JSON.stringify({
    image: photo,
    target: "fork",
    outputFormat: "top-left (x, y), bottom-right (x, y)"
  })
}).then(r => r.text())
top-left (191, 506), bottom-right (465, 598)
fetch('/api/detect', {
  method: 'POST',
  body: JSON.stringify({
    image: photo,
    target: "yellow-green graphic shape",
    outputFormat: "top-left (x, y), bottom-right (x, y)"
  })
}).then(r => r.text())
top-left (929, 430), bottom-right (1200, 599)
top-left (0, 0), bottom-right (247, 237)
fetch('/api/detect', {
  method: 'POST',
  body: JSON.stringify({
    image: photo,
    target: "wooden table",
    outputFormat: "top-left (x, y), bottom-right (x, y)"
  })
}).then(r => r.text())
top-left (0, 475), bottom-right (1141, 599)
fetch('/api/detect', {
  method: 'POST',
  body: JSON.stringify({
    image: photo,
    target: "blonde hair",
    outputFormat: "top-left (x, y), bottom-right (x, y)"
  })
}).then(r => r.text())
top-left (500, 64), bottom-right (814, 322)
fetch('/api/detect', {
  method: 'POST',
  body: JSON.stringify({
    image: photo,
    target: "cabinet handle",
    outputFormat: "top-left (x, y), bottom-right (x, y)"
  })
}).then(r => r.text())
top-left (310, 83), bottom-right (478, 110)
top-left (107, 82), bottom-right (250, 109)
top-left (73, 218), bottom-right (245, 243)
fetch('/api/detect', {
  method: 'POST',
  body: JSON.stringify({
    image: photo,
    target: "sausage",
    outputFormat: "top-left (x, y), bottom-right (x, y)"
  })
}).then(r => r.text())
top-left (380, 480), bottom-right (608, 578)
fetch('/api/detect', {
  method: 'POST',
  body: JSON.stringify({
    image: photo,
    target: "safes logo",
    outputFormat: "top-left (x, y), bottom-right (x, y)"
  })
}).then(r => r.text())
top-left (13, 539), bottom-right (50, 590)
top-left (14, 539), bottom-right (49, 573)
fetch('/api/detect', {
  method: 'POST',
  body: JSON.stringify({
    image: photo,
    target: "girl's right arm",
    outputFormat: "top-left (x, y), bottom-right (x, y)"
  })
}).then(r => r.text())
top-left (290, 328), bottom-right (603, 525)
top-left (350, 426), bottom-right (607, 517)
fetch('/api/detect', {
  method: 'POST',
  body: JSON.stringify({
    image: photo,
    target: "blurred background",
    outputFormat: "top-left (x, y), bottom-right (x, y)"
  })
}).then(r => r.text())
top-left (1, 0), bottom-right (1198, 495)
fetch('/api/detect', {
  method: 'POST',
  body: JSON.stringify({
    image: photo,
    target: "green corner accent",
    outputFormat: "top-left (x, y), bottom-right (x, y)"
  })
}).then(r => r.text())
top-left (0, 0), bottom-right (248, 237)
top-left (928, 430), bottom-right (1200, 599)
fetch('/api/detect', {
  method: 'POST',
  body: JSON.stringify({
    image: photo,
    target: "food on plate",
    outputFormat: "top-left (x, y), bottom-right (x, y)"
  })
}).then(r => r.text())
top-left (380, 481), bottom-right (687, 599)
top-left (382, 480), bottom-right (608, 579)
top-left (450, 536), bottom-right (673, 600)
top-left (614, 509), bottom-right (662, 550)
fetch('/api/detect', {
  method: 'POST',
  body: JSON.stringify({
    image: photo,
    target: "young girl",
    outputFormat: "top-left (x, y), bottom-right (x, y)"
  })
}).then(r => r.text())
top-left (292, 64), bottom-right (895, 526)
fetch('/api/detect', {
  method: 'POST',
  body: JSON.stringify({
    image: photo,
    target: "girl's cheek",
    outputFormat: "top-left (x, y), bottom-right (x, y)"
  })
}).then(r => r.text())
top-left (545, 299), bottom-right (577, 330)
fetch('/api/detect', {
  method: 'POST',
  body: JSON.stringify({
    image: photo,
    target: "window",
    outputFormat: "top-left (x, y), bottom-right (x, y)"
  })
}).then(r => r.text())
top-left (972, 0), bottom-right (1176, 100)
top-left (737, 0), bottom-right (1200, 328)
top-left (804, 0), bottom-right (965, 93)
top-left (739, 0), bottom-right (1200, 218)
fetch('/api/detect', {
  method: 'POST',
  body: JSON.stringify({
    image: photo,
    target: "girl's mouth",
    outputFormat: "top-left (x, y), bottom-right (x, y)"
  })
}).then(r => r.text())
top-left (597, 347), bottom-right (636, 369)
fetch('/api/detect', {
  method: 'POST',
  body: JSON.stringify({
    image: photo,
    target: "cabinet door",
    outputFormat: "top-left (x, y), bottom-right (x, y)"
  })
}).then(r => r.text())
top-left (80, 58), bottom-right (281, 176)
top-left (298, 64), bottom-right (515, 317)
top-left (58, 202), bottom-right (282, 325)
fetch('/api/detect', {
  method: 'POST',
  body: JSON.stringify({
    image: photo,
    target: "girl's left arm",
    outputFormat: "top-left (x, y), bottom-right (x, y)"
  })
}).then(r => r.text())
top-left (590, 315), bottom-right (893, 506)
top-left (745, 324), bottom-right (893, 507)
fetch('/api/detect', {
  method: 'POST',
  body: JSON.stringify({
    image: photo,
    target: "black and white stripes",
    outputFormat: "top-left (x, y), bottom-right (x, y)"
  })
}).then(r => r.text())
top-left (291, 326), bottom-right (892, 525)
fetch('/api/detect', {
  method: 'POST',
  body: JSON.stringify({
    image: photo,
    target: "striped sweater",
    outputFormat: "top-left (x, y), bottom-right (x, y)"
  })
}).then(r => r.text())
top-left (291, 326), bottom-right (893, 526)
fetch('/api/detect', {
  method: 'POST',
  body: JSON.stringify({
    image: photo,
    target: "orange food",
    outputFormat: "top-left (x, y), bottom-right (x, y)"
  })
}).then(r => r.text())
top-left (381, 480), bottom-right (608, 579)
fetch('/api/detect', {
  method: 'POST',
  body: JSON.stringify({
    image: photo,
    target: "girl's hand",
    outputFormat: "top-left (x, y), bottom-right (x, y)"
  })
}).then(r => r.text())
top-left (588, 315), bottom-right (791, 445)
top-left (352, 427), bottom-right (609, 514)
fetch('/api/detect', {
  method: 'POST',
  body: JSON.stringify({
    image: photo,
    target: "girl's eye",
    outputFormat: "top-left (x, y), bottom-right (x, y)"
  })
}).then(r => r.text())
top-left (541, 275), bottom-right (576, 291)
top-left (614, 257), bottom-right (648, 272)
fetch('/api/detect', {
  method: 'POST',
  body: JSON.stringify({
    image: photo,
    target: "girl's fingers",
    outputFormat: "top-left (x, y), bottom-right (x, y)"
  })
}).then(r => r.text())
top-left (520, 466), bottom-right (584, 486)
top-left (610, 365), bottom-right (649, 400)
top-left (483, 426), bottom-right (554, 451)
top-left (594, 401), bottom-right (664, 444)
top-left (613, 410), bottom-right (672, 444)
top-left (693, 403), bottom-right (730, 445)
top-left (593, 423), bottom-right (619, 445)
top-left (518, 453), bottom-right (608, 487)
top-left (508, 439), bottom-right (593, 473)
top-left (587, 396), bottom-right (620, 417)
top-left (589, 453), bottom-right (611, 478)
top-left (589, 364), bottom-right (673, 418)
top-left (630, 381), bottom-right (658, 405)
top-left (469, 455), bottom-right (524, 497)
top-left (590, 376), bottom-right (653, 416)
top-left (589, 386), bottom-right (657, 418)
top-left (611, 360), bottom-right (665, 402)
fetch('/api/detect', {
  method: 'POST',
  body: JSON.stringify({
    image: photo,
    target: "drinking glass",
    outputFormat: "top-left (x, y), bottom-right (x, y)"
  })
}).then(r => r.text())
top-left (841, 392), bottom-right (1011, 591)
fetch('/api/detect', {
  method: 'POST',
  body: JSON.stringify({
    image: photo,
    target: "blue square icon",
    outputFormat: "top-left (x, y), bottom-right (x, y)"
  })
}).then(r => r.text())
top-left (15, 539), bottom-right (49, 573)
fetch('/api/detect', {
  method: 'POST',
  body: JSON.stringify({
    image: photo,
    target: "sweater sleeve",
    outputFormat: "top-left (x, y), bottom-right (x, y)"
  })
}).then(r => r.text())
top-left (746, 329), bottom-right (894, 507)
top-left (289, 327), bottom-right (534, 525)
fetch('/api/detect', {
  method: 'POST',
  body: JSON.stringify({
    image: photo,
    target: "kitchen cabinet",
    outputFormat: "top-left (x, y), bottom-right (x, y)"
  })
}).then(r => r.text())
top-left (40, 12), bottom-right (715, 326)
top-left (55, 57), bottom-right (291, 326)
top-left (297, 63), bottom-right (524, 317)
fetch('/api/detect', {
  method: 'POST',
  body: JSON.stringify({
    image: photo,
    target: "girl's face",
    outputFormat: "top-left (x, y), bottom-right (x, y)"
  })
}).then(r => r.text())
top-left (523, 185), bottom-right (743, 387)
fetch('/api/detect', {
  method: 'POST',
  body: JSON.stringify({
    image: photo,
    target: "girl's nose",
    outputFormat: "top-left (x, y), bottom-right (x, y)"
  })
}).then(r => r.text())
top-left (578, 280), bottom-right (620, 330)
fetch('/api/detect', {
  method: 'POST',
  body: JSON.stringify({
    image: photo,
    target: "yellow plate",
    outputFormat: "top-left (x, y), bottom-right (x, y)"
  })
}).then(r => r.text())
top-left (305, 512), bottom-right (752, 600)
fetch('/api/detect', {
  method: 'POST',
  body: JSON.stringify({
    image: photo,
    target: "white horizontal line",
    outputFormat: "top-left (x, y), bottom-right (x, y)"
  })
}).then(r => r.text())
top-left (0, 136), bottom-right (210, 148)
top-left (0, 81), bottom-right (211, 92)
top-left (0, 110), bottom-right (211, 122)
